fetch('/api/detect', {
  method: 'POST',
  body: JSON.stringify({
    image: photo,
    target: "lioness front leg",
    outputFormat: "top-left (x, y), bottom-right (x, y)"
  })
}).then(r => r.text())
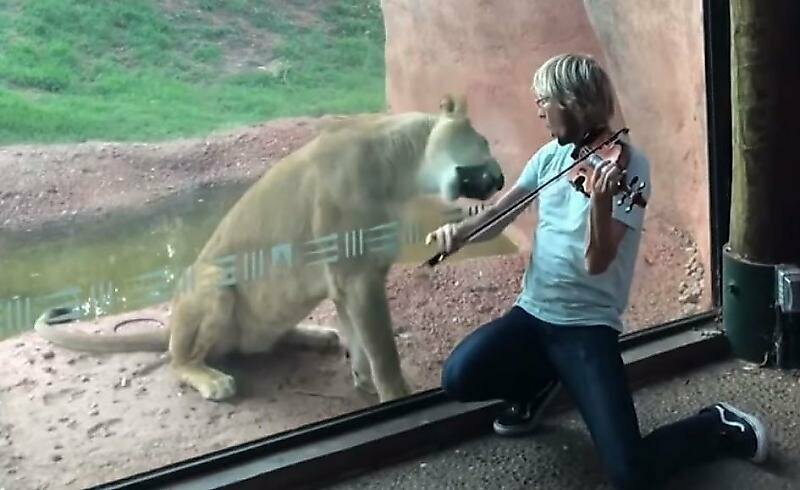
top-left (169, 285), bottom-right (237, 401)
top-left (334, 299), bottom-right (376, 396)
top-left (343, 272), bottom-right (411, 402)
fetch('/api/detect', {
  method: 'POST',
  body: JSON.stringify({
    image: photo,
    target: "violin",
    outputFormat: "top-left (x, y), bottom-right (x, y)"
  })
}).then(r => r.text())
top-left (567, 127), bottom-right (648, 211)
top-left (423, 127), bottom-right (647, 268)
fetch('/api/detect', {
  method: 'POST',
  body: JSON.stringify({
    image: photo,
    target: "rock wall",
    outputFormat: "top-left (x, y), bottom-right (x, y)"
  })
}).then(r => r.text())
top-left (380, 0), bottom-right (620, 247)
top-left (381, 0), bottom-right (712, 297)
top-left (583, 0), bottom-right (711, 296)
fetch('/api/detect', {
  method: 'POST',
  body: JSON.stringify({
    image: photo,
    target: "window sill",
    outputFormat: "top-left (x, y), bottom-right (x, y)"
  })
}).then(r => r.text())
top-left (95, 310), bottom-right (728, 490)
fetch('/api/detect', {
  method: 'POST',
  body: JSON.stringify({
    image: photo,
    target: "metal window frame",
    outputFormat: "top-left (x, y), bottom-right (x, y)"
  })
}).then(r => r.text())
top-left (91, 0), bottom-right (732, 488)
top-left (704, 0), bottom-right (732, 305)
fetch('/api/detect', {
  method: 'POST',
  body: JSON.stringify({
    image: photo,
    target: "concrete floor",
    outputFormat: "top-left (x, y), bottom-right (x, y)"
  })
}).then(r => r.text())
top-left (326, 358), bottom-right (800, 489)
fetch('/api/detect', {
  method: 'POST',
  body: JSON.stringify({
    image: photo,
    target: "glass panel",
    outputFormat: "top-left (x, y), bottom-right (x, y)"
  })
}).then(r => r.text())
top-left (0, 0), bottom-right (713, 487)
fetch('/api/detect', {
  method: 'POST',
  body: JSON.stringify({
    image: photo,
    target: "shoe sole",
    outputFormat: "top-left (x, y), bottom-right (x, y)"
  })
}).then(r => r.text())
top-left (493, 382), bottom-right (562, 437)
top-left (718, 402), bottom-right (769, 463)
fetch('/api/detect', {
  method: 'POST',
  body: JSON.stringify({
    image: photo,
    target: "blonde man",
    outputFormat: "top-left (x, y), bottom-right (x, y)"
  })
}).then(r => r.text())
top-left (427, 53), bottom-right (768, 489)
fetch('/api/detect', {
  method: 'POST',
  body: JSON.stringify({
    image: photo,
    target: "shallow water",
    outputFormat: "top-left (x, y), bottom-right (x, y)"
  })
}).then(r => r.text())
top-left (0, 182), bottom-right (517, 338)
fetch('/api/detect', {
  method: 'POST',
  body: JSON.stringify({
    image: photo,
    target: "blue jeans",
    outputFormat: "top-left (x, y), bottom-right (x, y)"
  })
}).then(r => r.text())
top-left (441, 306), bottom-right (727, 490)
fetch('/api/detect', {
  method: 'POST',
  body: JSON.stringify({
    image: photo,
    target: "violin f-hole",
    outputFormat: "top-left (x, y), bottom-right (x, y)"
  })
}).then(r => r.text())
top-left (570, 175), bottom-right (590, 197)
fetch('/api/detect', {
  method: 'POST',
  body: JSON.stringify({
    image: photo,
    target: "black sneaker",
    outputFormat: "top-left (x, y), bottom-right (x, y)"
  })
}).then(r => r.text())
top-left (703, 402), bottom-right (769, 463)
top-left (493, 380), bottom-right (562, 437)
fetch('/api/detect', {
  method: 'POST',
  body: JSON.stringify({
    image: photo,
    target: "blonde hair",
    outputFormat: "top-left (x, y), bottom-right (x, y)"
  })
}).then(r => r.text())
top-left (532, 53), bottom-right (616, 129)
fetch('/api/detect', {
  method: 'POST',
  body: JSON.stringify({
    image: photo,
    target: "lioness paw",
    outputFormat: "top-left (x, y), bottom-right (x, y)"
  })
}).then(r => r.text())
top-left (198, 371), bottom-right (237, 401)
top-left (352, 369), bottom-right (377, 395)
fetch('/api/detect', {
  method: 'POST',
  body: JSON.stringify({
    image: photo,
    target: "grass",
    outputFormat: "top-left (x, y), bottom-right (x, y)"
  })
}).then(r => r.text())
top-left (0, 0), bottom-right (386, 144)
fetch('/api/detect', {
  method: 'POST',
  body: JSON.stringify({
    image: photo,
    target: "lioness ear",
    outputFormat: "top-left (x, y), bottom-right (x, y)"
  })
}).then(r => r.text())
top-left (439, 94), bottom-right (468, 118)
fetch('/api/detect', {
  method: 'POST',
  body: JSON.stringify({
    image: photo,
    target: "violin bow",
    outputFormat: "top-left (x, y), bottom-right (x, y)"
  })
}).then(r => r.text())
top-left (421, 127), bottom-right (630, 268)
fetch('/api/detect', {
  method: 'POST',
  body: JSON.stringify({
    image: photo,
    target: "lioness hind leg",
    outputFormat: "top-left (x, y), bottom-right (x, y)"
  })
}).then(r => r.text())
top-left (280, 323), bottom-right (342, 352)
top-left (169, 285), bottom-right (237, 401)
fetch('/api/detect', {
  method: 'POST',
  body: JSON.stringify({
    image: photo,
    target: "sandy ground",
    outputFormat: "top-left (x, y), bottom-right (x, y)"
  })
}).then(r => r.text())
top-left (0, 117), bottom-right (711, 489)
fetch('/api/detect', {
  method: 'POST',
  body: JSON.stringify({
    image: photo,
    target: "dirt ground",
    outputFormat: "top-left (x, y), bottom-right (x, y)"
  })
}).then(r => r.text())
top-left (0, 117), bottom-right (711, 489)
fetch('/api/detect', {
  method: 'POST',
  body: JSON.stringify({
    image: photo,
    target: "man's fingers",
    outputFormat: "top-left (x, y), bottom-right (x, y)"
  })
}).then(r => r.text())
top-left (606, 165), bottom-right (621, 190)
top-left (592, 161), bottom-right (610, 189)
top-left (592, 161), bottom-right (621, 194)
top-left (424, 224), bottom-right (462, 253)
top-left (600, 166), bottom-right (612, 191)
top-left (424, 227), bottom-right (450, 252)
top-left (590, 164), bottom-right (603, 188)
top-left (449, 225), bottom-right (459, 252)
top-left (592, 165), bottom-right (606, 192)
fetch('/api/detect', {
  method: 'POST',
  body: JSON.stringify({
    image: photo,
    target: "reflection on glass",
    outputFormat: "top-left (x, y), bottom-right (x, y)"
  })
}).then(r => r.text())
top-left (0, 1), bottom-right (712, 488)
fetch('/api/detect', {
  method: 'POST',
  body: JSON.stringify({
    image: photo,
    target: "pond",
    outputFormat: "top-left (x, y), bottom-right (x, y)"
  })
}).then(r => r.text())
top-left (0, 180), bottom-right (518, 338)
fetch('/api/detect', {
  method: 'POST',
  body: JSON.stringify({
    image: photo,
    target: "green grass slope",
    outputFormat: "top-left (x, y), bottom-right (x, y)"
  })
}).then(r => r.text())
top-left (0, 0), bottom-right (386, 144)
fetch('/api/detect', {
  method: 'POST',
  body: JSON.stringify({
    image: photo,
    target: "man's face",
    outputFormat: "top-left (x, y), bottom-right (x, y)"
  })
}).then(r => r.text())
top-left (535, 94), bottom-right (582, 145)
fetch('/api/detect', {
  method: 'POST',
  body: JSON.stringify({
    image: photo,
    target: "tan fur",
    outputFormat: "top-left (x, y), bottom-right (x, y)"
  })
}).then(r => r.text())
top-left (34, 94), bottom-right (504, 402)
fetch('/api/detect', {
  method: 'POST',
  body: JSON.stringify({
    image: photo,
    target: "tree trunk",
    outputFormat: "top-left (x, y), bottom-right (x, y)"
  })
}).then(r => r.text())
top-left (728, 0), bottom-right (800, 264)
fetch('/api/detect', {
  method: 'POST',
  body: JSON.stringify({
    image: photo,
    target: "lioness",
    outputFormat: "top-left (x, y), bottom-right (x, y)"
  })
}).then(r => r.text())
top-left (34, 94), bottom-right (504, 402)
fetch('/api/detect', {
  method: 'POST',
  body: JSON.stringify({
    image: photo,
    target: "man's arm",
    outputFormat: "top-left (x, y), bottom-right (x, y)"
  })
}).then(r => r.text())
top-left (454, 185), bottom-right (535, 244)
top-left (585, 145), bottom-right (649, 275)
top-left (585, 193), bottom-right (628, 275)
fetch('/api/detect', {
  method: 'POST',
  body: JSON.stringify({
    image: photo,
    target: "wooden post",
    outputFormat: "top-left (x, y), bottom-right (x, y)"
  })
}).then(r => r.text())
top-left (724, 0), bottom-right (800, 364)
top-left (728, 0), bottom-right (800, 262)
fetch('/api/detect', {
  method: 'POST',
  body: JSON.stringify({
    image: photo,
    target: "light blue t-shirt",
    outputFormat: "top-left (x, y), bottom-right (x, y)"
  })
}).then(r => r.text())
top-left (513, 138), bottom-right (652, 332)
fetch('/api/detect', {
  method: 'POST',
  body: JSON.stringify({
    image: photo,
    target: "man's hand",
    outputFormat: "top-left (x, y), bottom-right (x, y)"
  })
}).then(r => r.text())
top-left (425, 223), bottom-right (464, 254)
top-left (590, 159), bottom-right (623, 202)
top-left (423, 184), bottom-right (537, 258)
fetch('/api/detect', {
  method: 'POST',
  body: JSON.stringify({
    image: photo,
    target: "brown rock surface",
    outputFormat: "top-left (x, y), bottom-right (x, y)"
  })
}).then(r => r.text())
top-left (381, 0), bottom-right (713, 307)
top-left (584, 0), bottom-right (713, 298)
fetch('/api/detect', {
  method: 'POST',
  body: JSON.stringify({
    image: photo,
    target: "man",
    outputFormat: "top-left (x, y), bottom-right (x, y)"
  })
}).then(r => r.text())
top-left (424, 53), bottom-right (768, 489)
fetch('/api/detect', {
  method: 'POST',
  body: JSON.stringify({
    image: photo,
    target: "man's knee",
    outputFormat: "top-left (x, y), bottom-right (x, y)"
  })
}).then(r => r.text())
top-left (440, 353), bottom-right (475, 401)
top-left (440, 309), bottom-right (528, 402)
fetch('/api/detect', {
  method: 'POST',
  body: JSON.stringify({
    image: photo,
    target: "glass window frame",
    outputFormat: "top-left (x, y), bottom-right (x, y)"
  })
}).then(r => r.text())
top-left (89, 0), bottom-right (733, 488)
